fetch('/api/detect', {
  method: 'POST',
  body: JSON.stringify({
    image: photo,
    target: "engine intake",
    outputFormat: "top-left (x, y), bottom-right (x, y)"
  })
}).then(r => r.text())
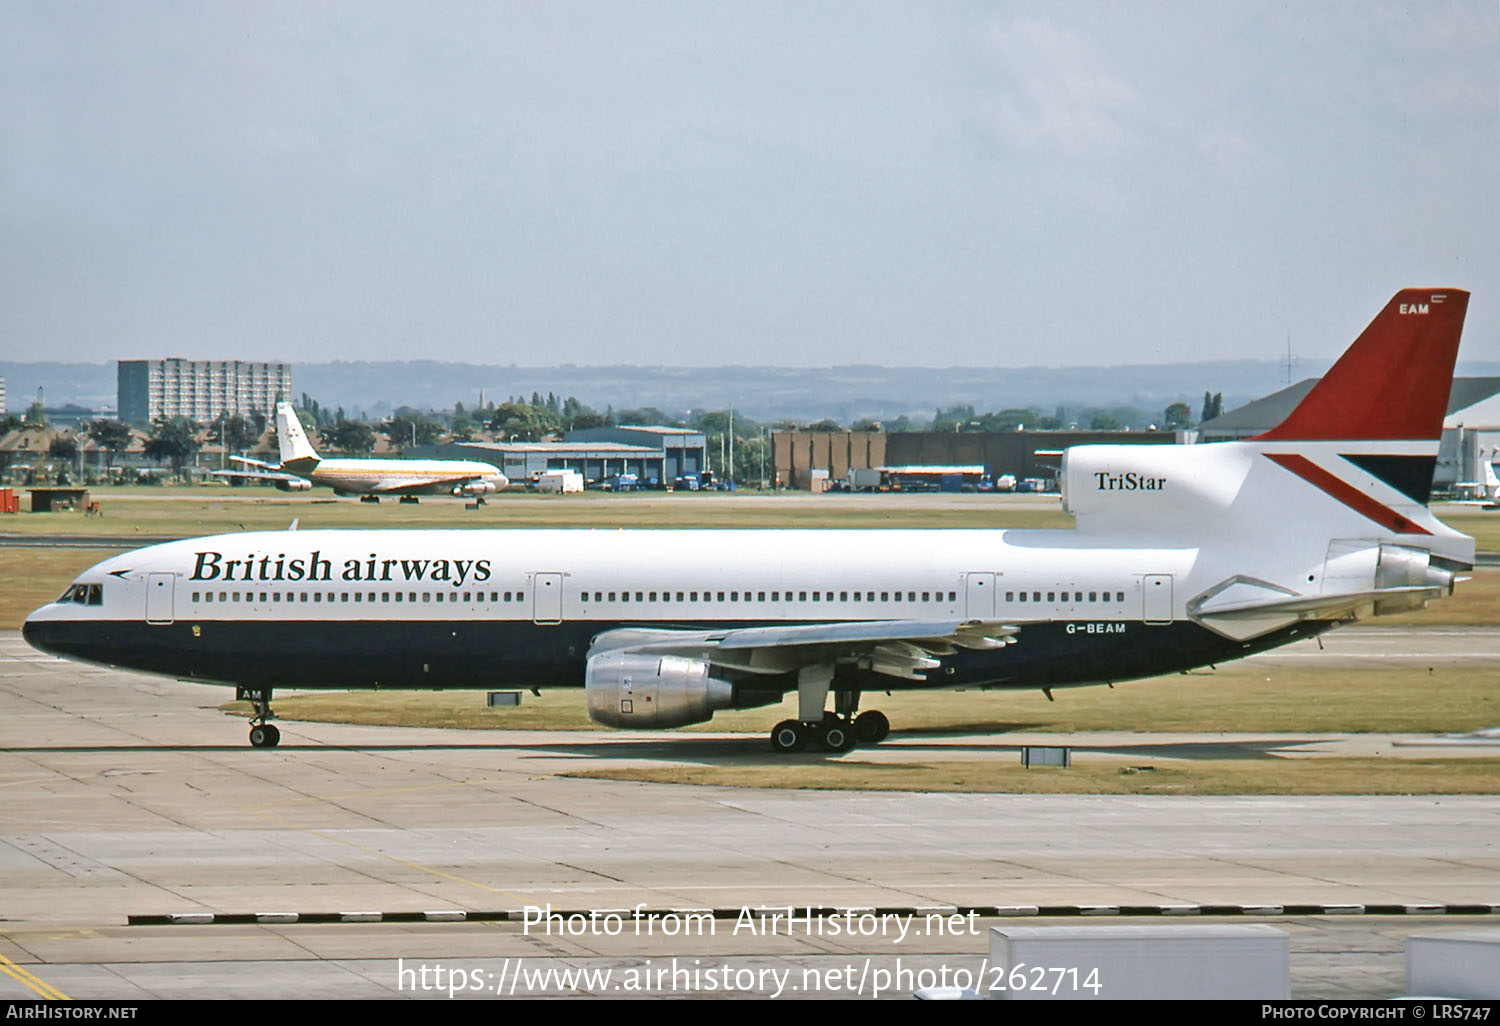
top-left (585, 650), bottom-right (735, 728)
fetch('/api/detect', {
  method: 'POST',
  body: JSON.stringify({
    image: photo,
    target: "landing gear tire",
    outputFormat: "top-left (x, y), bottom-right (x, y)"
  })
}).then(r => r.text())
top-left (249, 723), bottom-right (281, 748)
top-left (853, 710), bottom-right (890, 745)
top-left (818, 716), bottom-right (856, 753)
top-left (770, 719), bottom-right (808, 753)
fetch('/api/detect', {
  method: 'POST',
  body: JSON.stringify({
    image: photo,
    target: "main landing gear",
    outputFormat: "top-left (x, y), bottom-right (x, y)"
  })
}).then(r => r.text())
top-left (238, 686), bottom-right (280, 748)
top-left (768, 666), bottom-right (891, 754)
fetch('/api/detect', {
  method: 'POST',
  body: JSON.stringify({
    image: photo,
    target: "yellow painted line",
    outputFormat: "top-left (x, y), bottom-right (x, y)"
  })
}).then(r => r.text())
top-left (0, 950), bottom-right (69, 1000)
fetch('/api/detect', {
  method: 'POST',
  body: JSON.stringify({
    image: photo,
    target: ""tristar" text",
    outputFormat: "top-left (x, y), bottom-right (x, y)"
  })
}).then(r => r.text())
top-left (1093, 472), bottom-right (1166, 491)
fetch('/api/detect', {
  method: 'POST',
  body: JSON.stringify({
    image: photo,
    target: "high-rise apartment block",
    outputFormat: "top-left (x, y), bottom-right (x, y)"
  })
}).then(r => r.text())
top-left (117, 360), bottom-right (292, 426)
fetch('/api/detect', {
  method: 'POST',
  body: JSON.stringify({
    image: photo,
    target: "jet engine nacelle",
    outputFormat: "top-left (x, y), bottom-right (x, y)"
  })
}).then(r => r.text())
top-left (455, 476), bottom-right (509, 497)
top-left (276, 479), bottom-right (313, 492)
top-left (585, 650), bottom-right (735, 728)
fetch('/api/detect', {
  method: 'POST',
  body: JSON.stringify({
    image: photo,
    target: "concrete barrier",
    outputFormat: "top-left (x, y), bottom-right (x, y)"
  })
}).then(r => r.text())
top-left (1406, 929), bottom-right (1500, 998)
top-left (989, 924), bottom-right (1289, 1000)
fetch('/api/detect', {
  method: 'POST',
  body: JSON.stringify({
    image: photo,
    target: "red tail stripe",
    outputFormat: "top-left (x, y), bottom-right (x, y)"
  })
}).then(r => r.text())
top-left (1265, 453), bottom-right (1431, 535)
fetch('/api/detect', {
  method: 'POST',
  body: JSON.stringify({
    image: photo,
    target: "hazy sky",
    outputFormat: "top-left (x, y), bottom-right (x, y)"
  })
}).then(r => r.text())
top-left (3, 1), bottom-right (1497, 368)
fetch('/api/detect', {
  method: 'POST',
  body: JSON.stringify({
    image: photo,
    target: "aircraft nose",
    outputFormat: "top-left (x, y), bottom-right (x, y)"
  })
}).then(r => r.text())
top-left (21, 606), bottom-right (55, 655)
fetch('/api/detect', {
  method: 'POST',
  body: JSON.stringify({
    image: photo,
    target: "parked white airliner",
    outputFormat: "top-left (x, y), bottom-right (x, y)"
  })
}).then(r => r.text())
top-left (27, 290), bottom-right (1473, 751)
top-left (214, 402), bottom-right (508, 501)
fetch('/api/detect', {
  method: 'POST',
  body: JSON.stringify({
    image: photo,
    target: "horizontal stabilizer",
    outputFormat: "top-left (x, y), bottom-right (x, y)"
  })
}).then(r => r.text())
top-left (1193, 585), bottom-right (1444, 621)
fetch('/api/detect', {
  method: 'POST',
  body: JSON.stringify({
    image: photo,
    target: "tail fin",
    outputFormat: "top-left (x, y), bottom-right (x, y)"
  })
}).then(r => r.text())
top-left (275, 402), bottom-right (320, 468)
top-left (1255, 289), bottom-right (1467, 442)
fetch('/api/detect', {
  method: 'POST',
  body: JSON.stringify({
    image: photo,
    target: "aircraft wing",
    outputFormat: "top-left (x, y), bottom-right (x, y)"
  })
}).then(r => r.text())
top-left (228, 455), bottom-right (281, 471)
top-left (589, 619), bottom-right (1018, 680)
top-left (210, 467), bottom-right (306, 485)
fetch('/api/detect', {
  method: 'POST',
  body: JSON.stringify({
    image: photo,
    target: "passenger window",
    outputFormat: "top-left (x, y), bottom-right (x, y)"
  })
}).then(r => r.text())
top-left (205, 593), bottom-right (213, 603)
top-left (799, 592), bottom-right (808, 601)
top-left (395, 593), bottom-right (403, 603)
top-left (1019, 592), bottom-right (1027, 602)
top-left (1075, 592), bottom-right (1083, 602)
top-left (731, 592), bottom-right (738, 602)
top-left (1033, 592), bottom-right (1040, 602)
top-left (1006, 592), bottom-right (1014, 601)
top-left (869, 592), bottom-right (877, 602)
top-left (221, 592), bottom-right (229, 602)
top-left (434, 593), bottom-right (442, 603)
top-left (650, 591), bottom-right (657, 602)
top-left (635, 592), bottom-right (643, 602)
top-left (812, 592), bottom-right (820, 602)
top-left (922, 592), bottom-right (930, 602)
top-left (948, 591), bottom-right (956, 602)
top-left (716, 592), bottom-right (724, 601)
top-left (880, 592), bottom-right (888, 601)
top-left (1048, 592), bottom-right (1055, 602)
top-left (676, 592), bottom-right (684, 601)
top-left (1089, 592), bottom-right (1097, 602)
top-left (690, 592), bottom-right (698, 601)
top-left (1117, 591), bottom-right (1125, 602)
top-left (852, 592), bottom-right (861, 602)
top-left (758, 592), bottom-right (766, 601)
top-left (840, 591), bottom-right (847, 601)
top-left (771, 591), bottom-right (779, 601)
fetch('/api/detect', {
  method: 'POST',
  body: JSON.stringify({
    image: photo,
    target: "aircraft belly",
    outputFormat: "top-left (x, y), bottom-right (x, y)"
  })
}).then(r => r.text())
top-left (21, 615), bottom-right (1330, 693)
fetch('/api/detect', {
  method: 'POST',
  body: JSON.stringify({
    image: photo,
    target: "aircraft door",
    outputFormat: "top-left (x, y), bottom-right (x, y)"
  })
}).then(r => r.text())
top-left (146, 573), bottom-right (175, 625)
top-left (533, 573), bottom-right (563, 624)
top-left (965, 573), bottom-right (996, 619)
top-left (1142, 574), bottom-right (1173, 625)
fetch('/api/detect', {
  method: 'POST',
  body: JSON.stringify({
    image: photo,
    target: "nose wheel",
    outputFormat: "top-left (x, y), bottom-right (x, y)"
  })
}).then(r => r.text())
top-left (239, 686), bottom-right (280, 748)
top-left (249, 723), bottom-right (281, 748)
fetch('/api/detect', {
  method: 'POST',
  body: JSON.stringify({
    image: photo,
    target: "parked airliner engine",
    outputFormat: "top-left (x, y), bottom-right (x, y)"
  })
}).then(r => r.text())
top-left (585, 650), bottom-right (735, 728)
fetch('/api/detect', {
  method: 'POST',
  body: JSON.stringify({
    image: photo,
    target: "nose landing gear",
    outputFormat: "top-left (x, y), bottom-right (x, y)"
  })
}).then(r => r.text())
top-left (238, 686), bottom-right (281, 748)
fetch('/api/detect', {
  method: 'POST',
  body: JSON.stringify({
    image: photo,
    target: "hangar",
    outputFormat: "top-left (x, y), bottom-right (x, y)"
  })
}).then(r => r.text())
top-left (771, 428), bottom-right (1177, 491)
top-left (410, 426), bottom-right (707, 488)
top-left (1201, 377), bottom-right (1500, 493)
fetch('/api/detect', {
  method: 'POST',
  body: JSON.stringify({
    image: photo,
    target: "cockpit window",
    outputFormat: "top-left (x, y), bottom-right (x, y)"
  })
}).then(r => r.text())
top-left (58, 584), bottom-right (103, 606)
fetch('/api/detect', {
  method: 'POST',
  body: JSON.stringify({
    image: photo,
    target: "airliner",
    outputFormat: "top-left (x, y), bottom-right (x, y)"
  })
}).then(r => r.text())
top-left (213, 402), bottom-right (509, 502)
top-left (26, 290), bottom-right (1473, 751)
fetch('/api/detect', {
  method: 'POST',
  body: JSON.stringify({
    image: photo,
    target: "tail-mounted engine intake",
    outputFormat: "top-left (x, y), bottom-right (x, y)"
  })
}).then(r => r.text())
top-left (585, 650), bottom-right (736, 728)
